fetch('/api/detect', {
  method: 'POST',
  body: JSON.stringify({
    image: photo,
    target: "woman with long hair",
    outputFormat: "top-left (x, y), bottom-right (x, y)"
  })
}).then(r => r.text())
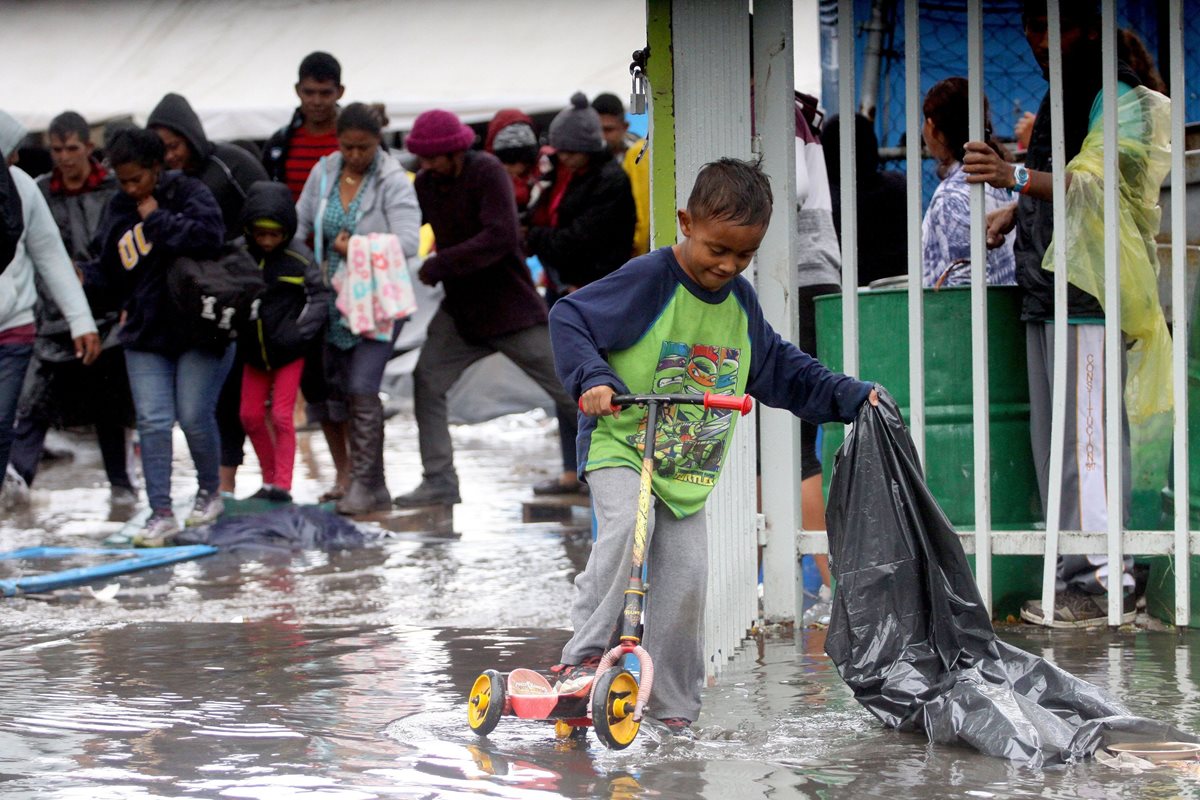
top-left (920, 77), bottom-right (1017, 289)
top-left (295, 103), bottom-right (421, 514)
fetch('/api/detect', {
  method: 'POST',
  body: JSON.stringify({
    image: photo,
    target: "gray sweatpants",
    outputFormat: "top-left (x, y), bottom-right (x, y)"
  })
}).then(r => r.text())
top-left (412, 310), bottom-right (577, 489)
top-left (560, 466), bottom-right (707, 722)
top-left (1026, 322), bottom-right (1134, 594)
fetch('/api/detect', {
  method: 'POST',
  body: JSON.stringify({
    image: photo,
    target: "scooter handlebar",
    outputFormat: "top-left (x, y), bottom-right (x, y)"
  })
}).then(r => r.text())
top-left (577, 392), bottom-right (753, 416)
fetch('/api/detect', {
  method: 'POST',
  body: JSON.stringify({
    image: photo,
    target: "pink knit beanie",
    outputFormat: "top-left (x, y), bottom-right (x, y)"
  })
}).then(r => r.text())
top-left (406, 109), bottom-right (476, 157)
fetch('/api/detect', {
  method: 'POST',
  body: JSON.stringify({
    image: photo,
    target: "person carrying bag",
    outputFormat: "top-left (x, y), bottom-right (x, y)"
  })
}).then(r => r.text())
top-left (295, 103), bottom-right (421, 515)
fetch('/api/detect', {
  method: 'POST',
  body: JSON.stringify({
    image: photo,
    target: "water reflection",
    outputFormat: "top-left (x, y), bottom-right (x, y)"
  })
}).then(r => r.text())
top-left (6, 620), bottom-right (1200, 797)
top-left (5, 416), bottom-right (1200, 798)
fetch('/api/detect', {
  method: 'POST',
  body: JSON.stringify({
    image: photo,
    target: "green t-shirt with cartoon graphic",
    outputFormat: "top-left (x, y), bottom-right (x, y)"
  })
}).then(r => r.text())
top-left (549, 246), bottom-right (872, 519)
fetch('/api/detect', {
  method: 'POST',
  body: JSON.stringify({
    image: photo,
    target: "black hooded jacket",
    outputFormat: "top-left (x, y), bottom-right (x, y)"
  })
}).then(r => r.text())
top-left (0, 163), bottom-right (20, 273)
top-left (147, 93), bottom-right (269, 242)
top-left (526, 152), bottom-right (636, 290)
top-left (87, 171), bottom-right (225, 355)
top-left (238, 181), bottom-right (329, 371)
top-left (262, 109), bottom-right (304, 184)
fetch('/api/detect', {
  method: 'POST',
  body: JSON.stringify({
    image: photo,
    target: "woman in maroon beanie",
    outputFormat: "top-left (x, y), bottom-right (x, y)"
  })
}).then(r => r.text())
top-left (392, 109), bottom-right (579, 507)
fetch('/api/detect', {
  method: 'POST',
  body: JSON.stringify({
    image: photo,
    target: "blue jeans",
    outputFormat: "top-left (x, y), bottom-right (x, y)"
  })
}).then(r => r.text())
top-left (0, 343), bottom-right (34, 478)
top-left (125, 346), bottom-right (233, 511)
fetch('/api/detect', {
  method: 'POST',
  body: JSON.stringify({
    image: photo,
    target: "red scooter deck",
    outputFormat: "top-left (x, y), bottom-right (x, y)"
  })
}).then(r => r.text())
top-left (504, 668), bottom-right (592, 722)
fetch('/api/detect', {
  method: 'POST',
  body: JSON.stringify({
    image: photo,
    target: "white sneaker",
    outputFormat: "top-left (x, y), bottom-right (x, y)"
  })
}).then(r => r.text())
top-left (185, 490), bottom-right (224, 527)
top-left (136, 510), bottom-right (181, 547)
top-left (1, 465), bottom-right (30, 508)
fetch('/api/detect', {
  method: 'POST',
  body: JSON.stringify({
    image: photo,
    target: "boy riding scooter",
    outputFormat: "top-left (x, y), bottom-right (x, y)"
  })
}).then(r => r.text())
top-left (549, 158), bottom-right (878, 734)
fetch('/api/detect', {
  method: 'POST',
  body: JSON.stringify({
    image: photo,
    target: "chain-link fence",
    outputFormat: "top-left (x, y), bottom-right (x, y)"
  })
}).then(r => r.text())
top-left (836, 0), bottom-right (1199, 205)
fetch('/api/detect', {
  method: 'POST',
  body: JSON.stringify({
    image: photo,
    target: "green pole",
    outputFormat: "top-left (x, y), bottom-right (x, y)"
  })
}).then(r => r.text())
top-left (646, 0), bottom-right (675, 249)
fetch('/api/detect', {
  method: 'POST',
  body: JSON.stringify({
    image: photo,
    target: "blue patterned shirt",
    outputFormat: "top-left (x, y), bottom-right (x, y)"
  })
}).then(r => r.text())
top-left (921, 162), bottom-right (1016, 289)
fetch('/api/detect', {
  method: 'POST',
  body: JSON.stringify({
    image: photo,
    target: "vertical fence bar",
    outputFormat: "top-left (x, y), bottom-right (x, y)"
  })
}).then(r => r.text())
top-left (838, 0), bottom-right (859, 378)
top-left (1040, 0), bottom-right (1071, 627)
top-left (905, 0), bottom-right (924, 466)
top-left (1100, 0), bottom-right (1123, 626)
top-left (1170, 0), bottom-right (1190, 627)
top-left (752, 0), bottom-right (802, 624)
top-left (672, 0), bottom-right (757, 673)
top-left (966, 0), bottom-right (990, 612)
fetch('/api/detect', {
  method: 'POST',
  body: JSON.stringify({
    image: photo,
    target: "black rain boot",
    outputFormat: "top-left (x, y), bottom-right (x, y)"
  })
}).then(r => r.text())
top-left (336, 394), bottom-right (391, 515)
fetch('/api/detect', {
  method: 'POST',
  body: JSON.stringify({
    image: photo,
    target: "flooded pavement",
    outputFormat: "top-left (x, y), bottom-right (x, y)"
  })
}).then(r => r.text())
top-left (3, 410), bottom-right (1200, 798)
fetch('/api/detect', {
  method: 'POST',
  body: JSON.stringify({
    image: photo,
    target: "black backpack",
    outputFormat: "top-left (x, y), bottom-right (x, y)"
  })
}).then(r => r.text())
top-left (168, 245), bottom-right (267, 350)
top-left (0, 166), bottom-right (23, 274)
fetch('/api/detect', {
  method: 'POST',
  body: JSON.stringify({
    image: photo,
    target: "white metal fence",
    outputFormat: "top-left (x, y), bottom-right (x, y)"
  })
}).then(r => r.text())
top-left (669, 0), bottom-right (762, 676)
top-left (795, 0), bottom-right (1192, 628)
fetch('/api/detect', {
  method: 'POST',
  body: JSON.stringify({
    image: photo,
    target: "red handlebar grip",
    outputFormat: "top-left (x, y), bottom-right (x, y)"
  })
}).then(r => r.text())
top-left (578, 397), bottom-right (621, 414)
top-left (703, 393), bottom-right (753, 415)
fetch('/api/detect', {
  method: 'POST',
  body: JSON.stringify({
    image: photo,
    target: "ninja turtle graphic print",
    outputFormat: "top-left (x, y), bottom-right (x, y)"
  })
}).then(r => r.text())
top-left (549, 246), bottom-right (873, 520)
top-left (624, 341), bottom-right (741, 484)
top-left (583, 280), bottom-right (751, 518)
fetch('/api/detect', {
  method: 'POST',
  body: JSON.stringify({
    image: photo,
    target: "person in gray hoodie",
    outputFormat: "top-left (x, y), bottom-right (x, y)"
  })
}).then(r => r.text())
top-left (0, 110), bottom-right (99, 491)
top-left (148, 92), bottom-right (271, 498)
top-left (294, 103), bottom-right (421, 515)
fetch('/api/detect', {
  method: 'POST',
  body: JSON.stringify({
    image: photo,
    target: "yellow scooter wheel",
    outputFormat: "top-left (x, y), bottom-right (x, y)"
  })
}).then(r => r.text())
top-left (468, 669), bottom-right (505, 735)
top-left (592, 669), bottom-right (640, 749)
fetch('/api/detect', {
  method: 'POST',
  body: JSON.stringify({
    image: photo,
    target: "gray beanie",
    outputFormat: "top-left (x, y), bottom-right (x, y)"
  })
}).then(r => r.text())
top-left (549, 92), bottom-right (605, 153)
top-left (493, 122), bottom-right (537, 151)
top-left (0, 110), bottom-right (28, 160)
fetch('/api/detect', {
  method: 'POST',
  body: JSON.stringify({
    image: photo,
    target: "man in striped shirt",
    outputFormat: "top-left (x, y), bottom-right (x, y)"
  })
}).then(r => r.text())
top-left (263, 52), bottom-right (344, 202)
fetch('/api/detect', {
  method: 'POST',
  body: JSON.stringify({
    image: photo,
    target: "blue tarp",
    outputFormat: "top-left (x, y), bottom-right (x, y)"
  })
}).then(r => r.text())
top-left (0, 545), bottom-right (217, 596)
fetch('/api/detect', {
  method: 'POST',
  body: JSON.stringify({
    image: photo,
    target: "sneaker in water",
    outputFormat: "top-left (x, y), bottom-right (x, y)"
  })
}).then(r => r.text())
top-left (185, 490), bottom-right (224, 527)
top-left (137, 509), bottom-right (181, 547)
top-left (550, 655), bottom-right (603, 695)
top-left (657, 717), bottom-right (694, 737)
top-left (267, 487), bottom-right (293, 503)
top-left (1020, 587), bottom-right (1136, 628)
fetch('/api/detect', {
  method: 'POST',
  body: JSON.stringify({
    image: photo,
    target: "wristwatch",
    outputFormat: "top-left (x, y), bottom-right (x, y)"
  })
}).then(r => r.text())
top-left (1012, 164), bottom-right (1031, 195)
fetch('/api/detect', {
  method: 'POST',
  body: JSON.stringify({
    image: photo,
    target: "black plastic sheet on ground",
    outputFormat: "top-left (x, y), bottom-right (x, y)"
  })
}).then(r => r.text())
top-left (172, 506), bottom-right (374, 554)
top-left (824, 389), bottom-right (1196, 764)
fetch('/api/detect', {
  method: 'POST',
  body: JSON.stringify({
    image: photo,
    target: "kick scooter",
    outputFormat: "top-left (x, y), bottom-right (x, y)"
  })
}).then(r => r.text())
top-left (466, 390), bottom-right (754, 749)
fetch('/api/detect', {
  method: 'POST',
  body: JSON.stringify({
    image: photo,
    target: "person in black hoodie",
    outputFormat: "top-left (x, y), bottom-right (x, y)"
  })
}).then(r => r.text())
top-left (148, 92), bottom-right (270, 500)
top-left (523, 92), bottom-right (634, 495)
top-left (236, 182), bottom-right (329, 503)
top-left (86, 128), bottom-right (229, 544)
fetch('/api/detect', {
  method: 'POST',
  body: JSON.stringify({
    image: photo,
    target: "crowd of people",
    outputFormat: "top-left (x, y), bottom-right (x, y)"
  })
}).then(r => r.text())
top-left (0, 0), bottom-right (1177, 729)
top-left (0, 51), bottom-right (650, 541)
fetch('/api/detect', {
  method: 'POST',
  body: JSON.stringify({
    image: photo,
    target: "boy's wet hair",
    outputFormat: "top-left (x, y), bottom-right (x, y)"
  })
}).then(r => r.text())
top-left (687, 158), bottom-right (772, 228)
top-left (106, 127), bottom-right (164, 169)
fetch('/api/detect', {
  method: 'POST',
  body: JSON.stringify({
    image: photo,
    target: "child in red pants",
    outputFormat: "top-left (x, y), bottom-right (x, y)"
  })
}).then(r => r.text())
top-left (238, 182), bottom-right (330, 502)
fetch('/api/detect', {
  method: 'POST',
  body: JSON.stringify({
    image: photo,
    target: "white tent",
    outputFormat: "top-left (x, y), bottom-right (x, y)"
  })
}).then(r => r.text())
top-left (1, 0), bottom-right (648, 140)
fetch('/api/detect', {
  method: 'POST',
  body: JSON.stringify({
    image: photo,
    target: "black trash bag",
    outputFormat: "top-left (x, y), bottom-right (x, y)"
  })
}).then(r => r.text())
top-left (172, 506), bottom-right (376, 554)
top-left (824, 388), bottom-right (1196, 764)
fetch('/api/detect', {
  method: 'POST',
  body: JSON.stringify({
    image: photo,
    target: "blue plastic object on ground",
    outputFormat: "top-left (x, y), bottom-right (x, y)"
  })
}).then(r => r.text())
top-left (0, 545), bottom-right (217, 597)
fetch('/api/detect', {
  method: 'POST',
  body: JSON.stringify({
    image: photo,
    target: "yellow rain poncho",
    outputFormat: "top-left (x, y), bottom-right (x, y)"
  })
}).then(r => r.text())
top-left (1047, 85), bottom-right (1172, 423)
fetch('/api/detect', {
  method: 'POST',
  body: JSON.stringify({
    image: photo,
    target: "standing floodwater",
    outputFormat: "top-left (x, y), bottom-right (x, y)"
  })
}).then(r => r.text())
top-left (2, 411), bottom-right (1200, 798)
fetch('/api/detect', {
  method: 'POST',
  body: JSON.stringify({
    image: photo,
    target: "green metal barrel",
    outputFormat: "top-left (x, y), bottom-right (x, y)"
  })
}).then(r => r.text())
top-left (814, 286), bottom-right (1042, 618)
